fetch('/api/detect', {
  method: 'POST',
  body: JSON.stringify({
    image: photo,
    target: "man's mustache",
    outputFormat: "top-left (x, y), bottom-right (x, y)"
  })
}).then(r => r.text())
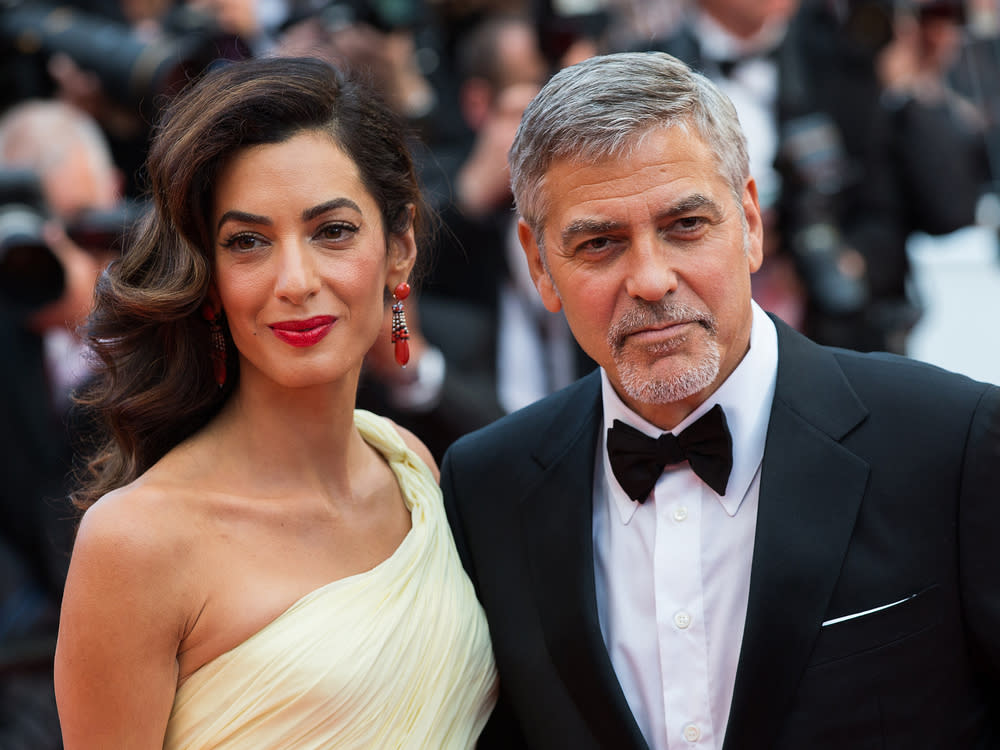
top-left (608, 300), bottom-right (717, 351)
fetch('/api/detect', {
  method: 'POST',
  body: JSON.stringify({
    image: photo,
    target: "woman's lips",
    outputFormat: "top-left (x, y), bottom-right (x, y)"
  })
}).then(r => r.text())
top-left (269, 316), bottom-right (336, 347)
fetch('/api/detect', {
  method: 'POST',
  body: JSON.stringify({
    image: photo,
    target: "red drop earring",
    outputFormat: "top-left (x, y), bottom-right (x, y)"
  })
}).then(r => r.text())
top-left (391, 282), bottom-right (411, 367)
top-left (201, 302), bottom-right (227, 388)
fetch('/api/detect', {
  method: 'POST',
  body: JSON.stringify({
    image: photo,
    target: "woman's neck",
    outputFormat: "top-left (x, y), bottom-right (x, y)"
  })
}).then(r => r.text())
top-left (202, 370), bottom-right (369, 500)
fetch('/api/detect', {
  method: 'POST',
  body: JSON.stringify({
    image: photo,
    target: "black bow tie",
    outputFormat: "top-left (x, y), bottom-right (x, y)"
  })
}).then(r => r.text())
top-left (712, 52), bottom-right (770, 78)
top-left (606, 404), bottom-right (733, 502)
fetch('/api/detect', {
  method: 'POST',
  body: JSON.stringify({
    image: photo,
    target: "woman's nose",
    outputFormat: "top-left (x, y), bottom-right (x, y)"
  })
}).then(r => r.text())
top-left (274, 241), bottom-right (320, 303)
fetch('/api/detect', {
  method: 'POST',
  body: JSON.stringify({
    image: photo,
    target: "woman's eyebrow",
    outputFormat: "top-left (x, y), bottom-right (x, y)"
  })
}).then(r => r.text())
top-left (302, 198), bottom-right (362, 223)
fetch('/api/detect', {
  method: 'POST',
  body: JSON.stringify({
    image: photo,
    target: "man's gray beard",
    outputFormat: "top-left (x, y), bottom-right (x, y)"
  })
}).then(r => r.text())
top-left (608, 300), bottom-right (721, 405)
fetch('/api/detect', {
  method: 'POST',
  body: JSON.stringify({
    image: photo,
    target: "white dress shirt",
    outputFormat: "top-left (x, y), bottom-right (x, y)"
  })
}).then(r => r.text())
top-left (693, 11), bottom-right (785, 212)
top-left (498, 218), bottom-right (576, 413)
top-left (593, 301), bottom-right (779, 749)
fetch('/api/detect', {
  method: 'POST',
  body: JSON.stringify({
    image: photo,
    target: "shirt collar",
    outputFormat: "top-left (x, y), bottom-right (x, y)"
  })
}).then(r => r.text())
top-left (600, 301), bottom-right (779, 524)
top-left (692, 8), bottom-right (789, 63)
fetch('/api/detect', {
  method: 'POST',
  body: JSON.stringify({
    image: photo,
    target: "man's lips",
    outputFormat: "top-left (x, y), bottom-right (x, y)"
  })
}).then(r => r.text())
top-left (627, 320), bottom-right (691, 338)
top-left (269, 316), bottom-right (336, 347)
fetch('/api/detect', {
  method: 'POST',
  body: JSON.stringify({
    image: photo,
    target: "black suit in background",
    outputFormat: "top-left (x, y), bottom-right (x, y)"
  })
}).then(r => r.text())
top-left (0, 309), bottom-right (77, 749)
top-left (356, 294), bottom-right (506, 463)
top-left (356, 288), bottom-right (596, 463)
top-left (442, 316), bottom-right (1000, 749)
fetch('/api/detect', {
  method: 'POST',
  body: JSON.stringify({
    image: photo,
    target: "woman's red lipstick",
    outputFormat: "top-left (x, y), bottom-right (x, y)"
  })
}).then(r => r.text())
top-left (269, 316), bottom-right (335, 347)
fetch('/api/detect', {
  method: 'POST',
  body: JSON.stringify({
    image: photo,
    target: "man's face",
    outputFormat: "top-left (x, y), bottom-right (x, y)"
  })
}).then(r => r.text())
top-left (518, 126), bottom-right (763, 429)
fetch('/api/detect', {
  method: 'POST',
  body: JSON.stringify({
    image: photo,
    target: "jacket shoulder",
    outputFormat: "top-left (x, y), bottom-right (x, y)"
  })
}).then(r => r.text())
top-left (445, 371), bottom-right (602, 469)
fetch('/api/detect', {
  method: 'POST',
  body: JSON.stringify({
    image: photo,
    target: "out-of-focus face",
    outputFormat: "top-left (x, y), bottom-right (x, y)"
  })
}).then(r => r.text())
top-left (42, 146), bottom-right (119, 220)
top-left (495, 22), bottom-right (548, 91)
top-left (26, 144), bottom-right (122, 333)
top-left (519, 126), bottom-right (763, 429)
top-left (211, 129), bottom-right (415, 392)
top-left (698, 0), bottom-right (800, 38)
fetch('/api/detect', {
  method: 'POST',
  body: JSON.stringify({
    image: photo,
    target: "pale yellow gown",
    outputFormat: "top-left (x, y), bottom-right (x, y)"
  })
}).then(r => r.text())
top-left (162, 410), bottom-right (498, 749)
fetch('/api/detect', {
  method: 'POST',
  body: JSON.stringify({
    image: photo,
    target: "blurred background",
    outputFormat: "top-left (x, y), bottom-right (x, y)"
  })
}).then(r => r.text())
top-left (1, 0), bottom-right (998, 745)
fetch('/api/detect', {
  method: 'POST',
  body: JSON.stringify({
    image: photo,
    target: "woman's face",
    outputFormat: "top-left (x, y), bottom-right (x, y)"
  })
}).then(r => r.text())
top-left (210, 129), bottom-right (415, 391)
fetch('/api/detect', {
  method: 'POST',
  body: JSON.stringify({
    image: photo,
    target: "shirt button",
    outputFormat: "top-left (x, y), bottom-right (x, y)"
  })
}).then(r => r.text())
top-left (673, 506), bottom-right (688, 522)
top-left (674, 611), bottom-right (692, 629)
top-left (683, 724), bottom-right (701, 742)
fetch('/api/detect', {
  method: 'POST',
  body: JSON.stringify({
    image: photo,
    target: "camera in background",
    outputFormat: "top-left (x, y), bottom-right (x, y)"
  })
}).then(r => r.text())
top-left (0, 1), bottom-right (248, 119)
top-left (0, 169), bottom-right (141, 316)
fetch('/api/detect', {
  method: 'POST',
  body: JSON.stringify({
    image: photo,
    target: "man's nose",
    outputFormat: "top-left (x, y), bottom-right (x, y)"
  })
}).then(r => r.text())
top-left (624, 235), bottom-right (679, 302)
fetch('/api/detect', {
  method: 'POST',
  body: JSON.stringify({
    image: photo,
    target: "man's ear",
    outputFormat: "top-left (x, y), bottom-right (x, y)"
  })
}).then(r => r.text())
top-left (518, 218), bottom-right (562, 313)
top-left (742, 178), bottom-right (764, 273)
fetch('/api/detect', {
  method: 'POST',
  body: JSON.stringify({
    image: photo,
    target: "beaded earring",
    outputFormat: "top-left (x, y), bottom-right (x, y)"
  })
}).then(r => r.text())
top-left (391, 282), bottom-right (411, 367)
top-left (201, 303), bottom-right (227, 387)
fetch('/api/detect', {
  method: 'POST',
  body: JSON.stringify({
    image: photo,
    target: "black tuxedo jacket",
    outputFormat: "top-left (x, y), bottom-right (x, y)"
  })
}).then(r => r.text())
top-left (441, 317), bottom-right (1000, 749)
top-left (0, 312), bottom-right (77, 603)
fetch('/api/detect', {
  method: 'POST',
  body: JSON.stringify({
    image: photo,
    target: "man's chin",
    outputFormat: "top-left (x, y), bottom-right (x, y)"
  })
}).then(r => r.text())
top-left (613, 354), bottom-right (720, 405)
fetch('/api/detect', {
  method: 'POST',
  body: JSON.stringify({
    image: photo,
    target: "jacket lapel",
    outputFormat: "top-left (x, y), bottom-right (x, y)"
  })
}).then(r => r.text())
top-left (518, 372), bottom-right (649, 750)
top-left (723, 319), bottom-right (871, 750)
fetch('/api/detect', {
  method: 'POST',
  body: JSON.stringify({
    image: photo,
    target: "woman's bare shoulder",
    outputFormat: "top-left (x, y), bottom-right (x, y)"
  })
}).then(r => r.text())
top-left (73, 439), bottom-right (225, 574)
top-left (74, 478), bottom-right (193, 579)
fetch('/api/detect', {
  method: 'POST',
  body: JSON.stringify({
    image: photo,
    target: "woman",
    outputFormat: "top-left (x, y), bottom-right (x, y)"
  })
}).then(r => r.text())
top-left (53, 56), bottom-right (497, 748)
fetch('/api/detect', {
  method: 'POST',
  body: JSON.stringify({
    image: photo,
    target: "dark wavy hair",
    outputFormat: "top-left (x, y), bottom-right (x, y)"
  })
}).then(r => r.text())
top-left (73, 56), bottom-right (426, 510)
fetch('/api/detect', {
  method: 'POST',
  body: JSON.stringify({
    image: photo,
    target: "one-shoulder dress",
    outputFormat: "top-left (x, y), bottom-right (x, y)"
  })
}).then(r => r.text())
top-left (162, 410), bottom-right (498, 749)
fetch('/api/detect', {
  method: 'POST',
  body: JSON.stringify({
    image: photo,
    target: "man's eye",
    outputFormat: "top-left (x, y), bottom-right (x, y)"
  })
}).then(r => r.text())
top-left (579, 237), bottom-right (614, 253)
top-left (674, 216), bottom-right (706, 232)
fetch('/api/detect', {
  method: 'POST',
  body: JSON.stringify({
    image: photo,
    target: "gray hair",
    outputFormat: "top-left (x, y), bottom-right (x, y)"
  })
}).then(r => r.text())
top-left (0, 99), bottom-right (114, 179)
top-left (508, 51), bottom-right (750, 240)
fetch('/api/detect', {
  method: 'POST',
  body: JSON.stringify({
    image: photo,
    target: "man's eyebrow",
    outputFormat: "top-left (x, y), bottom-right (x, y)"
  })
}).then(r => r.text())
top-left (660, 193), bottom-right (722, 219)
top-left (560, 218), bottom-right (626, 246)
top-left (558, 193), bottom-right (724, 246)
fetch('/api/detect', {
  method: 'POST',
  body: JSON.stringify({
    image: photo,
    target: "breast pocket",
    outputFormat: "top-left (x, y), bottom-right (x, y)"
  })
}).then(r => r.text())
top-left (808, 584), bottom-right (943, 666)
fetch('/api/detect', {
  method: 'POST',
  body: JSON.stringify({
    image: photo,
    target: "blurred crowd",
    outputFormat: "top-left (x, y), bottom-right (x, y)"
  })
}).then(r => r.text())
top-left (1, 0), bottom-right (998, 745)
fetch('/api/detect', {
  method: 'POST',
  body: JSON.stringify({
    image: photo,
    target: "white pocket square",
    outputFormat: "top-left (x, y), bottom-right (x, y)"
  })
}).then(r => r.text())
top-left (821, 594), bottom-right (916, 627)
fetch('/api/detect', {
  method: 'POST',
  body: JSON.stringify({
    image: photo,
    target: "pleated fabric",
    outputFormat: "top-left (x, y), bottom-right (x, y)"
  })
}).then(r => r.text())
top-left (163, 410), bottom-right (498, 749)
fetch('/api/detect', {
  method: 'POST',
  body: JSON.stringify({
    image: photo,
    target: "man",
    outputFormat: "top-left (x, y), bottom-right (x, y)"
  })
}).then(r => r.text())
top-left (441, 52), bottom-right (1000, 749)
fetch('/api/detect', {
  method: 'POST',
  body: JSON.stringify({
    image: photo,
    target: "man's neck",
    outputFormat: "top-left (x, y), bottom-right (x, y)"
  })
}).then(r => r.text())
top-left (693, 6), bottom-right (789, 58)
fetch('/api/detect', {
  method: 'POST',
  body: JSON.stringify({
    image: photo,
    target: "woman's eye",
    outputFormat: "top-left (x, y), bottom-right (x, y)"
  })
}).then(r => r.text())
top-left (220, 233), bottom-right (262, 252)
top-left (318, 222), bottom-right (356, 242)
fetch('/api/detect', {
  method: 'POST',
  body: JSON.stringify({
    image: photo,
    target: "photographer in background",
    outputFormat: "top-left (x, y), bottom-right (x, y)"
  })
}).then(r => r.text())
top-left (0, 99), bottom-right (127, 749)
top-left (0, 0), bottom-right (251, 198)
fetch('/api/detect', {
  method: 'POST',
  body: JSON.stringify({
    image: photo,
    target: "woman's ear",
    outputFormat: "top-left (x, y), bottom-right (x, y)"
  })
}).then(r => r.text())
top-left (387, 204), bottom-right (418, 286)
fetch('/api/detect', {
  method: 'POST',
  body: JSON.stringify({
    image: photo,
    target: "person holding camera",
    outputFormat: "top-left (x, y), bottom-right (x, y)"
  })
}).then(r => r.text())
top-left (0, 98), bottom-right (125, 750)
